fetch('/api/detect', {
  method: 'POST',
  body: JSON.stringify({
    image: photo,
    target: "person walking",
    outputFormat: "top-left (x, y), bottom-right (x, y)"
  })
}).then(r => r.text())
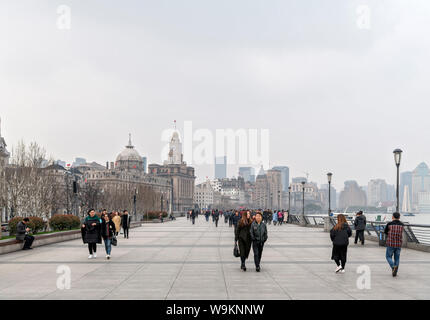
top-left (250, 212), bottom-right (268, 272)
top-left (272, 210), bottom-right (278, 226)
top-left (354, 211), bottom-right (367, 245)
top-left (384, 212), bottom-right (404, 277)
top-left (278, 211), bottom-right (284, 225)
top-left (16, 218), bottom-right (35, 250)
top-left (101, 213), bottom-right (116, 260)
top-left (112, 212), bottom-right (121, 236)
top-left (330, 214), bottom-right (352, 273)
top-left (213, 209), bottom-right (220, 227)
top-left (235, 211), bottom-right (253, 272)
top-left (82, 209), bottom-right (102, 259)
top-left (191, 209), bottom-right (196, 225)
top-left (205, 210), bottom-right (210, 222)
top-left (121, 210), bottom-right (131, 239)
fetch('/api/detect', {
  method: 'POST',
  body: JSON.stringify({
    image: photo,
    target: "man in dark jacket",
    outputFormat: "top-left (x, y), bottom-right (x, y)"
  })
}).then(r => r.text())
top-left (354, 211), bottom-right (367, 245)
top-left (16, 218), bottom-right (34, 250)
top-left (250, 212), bottom-right (268, 272)
top-left (121, 210), bottom-right (131, 239)
top-left (213, 209), bottom-right (220, 227)
top-left (384, 212), bottom-right (404, 277)
top-left (191, 210), bottom-right (196, 225)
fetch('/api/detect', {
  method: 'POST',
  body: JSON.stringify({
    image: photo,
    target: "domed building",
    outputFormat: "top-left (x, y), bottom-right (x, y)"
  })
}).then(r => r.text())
top-left (0, 118), bottom-right (10, 166)
top-left (115, 134), bottom-right (144, 171)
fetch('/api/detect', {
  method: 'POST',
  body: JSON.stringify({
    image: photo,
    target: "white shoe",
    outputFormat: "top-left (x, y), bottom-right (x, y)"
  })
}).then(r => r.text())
top-left (88, 254), bottom-right (93, 259)
top-left (335, 266), bottom-right (342, 273)
top-left (107, 255), bottom-right (111, 260)
top-left (93, 253), bottom-right (97, 258)
top-left (340, 269), bottom-right (345, 273)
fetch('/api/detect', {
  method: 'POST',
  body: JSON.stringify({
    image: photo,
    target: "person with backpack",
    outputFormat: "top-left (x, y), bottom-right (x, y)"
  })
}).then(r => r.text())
top-left (235, 211), bottom-right (252, 272)
top-left (250, 212), bottom-right (268, 272)
top-left (101, 213), bottom-right (116, 260)
top-left (354, 211), bottom-right (367, 245)
top-left (384, 212), bottom-right (404, 277)
top-left (81, 209), bottom-right (102, 259)
top-left (330, 214), bottom-right (352, 273)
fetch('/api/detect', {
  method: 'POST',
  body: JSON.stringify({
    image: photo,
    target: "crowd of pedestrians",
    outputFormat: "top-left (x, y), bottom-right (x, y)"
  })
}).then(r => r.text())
top-left (81, 209), bottom-right (132, 260)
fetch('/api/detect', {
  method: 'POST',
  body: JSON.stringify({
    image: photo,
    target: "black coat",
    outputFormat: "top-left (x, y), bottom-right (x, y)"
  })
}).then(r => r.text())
top-left (250, 221), bottom-right (268, 244)
top-left (354, 215), bottom-right (367, 231)
top-left (101, 220), bottom-right (116, 240)
top-left (330, 223), bottom-right (352, 246)
top-left (235, 222), bottom-right (252, 259)
top-left (121, 214), bottom-right (131, 228)
top-left (81, 218), bottom-right (102, 244)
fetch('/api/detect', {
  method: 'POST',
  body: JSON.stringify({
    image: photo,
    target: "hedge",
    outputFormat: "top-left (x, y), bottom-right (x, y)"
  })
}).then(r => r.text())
top-left (8, 216), bottom-right (47, 235)
top-left (49, 214), bottom-right (81, 231)
top-left (144, 211), bottom-right (168, 219)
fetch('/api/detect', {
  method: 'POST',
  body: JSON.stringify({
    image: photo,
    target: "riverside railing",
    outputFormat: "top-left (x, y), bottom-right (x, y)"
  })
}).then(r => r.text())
top-left (289, 214), bottom-right (430, 246)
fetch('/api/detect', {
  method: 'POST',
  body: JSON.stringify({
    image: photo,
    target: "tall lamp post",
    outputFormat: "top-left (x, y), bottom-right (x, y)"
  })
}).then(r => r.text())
top-left (288, 186), bottom-right (291, 223)
top-left (327, 172), bottom-right (333, 216)
top-left (301, 181), bottom-right (306, 225)
top-left (133, 188), bottom-right (138, 221)
top-left (394, 149), bottom-right (403, 213)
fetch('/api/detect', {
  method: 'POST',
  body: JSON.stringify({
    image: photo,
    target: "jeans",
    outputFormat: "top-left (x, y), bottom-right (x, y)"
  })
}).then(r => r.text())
top-left (104, 238), bottom-right (112, 255)
top-left (386, 246), bottom-right (401, 269)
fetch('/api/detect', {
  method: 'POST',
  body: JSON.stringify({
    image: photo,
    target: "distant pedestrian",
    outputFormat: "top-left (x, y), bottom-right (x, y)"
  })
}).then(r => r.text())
top-left (101, 213), bottom-right (116, 260)
top-left (213, 209), bottom-right (220, 227)
top-left (191, 210), bottom-right (196, 225)
top-left (278, 211), bottom-right (284, 225)
top-left (205, 210), bottom-right (210, 222)
top-left (250, 212), bottom-right (268, 272)
top-left (354, 211), bottom-right (366, 245)
top-left (330, 214), bottom-right (352, 273)
top-left (272, 210), bottom-right (278, 226)
top-left (235, 211), bottom-right (252, 272)
top-left (112, 212), bottom-right (121, 236)
top-left (81, 209), bottom-right (102, 259)
top-left (384, 212), bottom-right (404, 277)
top-left (121, 210), bottom-right (131, 239)
top-left (16, 218), bottom-right (34, 250)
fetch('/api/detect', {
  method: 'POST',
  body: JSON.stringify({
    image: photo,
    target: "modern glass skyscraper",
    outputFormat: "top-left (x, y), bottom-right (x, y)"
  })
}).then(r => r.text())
top-left (400, 171), bottom-right (412, 209)
top-left (239, 167), bottom-right (255, 183)
top-left (215, 156), bottom-right (227, 179)
top-left (272, 166), bottom-right (290, 191)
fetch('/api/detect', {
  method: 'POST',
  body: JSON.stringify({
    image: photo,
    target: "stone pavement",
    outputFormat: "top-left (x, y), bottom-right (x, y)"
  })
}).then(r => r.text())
top-left (0, 217), bottom-right (429, 300)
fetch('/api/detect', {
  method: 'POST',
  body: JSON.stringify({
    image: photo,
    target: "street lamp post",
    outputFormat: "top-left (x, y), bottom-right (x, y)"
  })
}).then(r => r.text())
top-left (278, 190), bottom-right (281, 211)
top-left (288, 186), bottom-right (291, 223)
top-left (394, 149), bottom-right (403, 213)
top-left (327, 173), bottom-right (333, 217)
top-left (133, 188), bottom-right (138, 221)
top-left (301, 181), bottom-right (306, 225)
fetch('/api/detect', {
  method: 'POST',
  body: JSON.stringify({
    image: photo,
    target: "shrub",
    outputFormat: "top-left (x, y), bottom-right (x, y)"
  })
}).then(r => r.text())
top-left (49, 214), bottom-right (81, 231)
top-left (8, 216), bottom-right (47, 235)
top-left (145, 211), bottom-right (168, 220)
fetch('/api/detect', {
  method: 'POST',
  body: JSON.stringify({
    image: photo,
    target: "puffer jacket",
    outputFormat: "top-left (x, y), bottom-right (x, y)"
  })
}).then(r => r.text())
top-left (330, 223), bottom-right (352, 246)
top-left (354, 215), bottom-right (367, 231)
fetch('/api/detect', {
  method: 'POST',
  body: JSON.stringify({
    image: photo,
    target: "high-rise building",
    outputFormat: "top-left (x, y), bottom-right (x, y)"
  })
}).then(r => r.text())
top-left (367, 179), bottom-right (388, 206)
top-left (238, 167), bottom-right (255, 183)
top-left (272, 166), bottom-right (290, 192)
top-left (400, 171), bottom-right (412, 210)
top-left (402, 185), bottom-right (412, 213)
top-left (142, 157), bottom-right (147, 173)
top-left (338, 181), bottom-right (367, 209)
top-left (412, 163), bottom-right (430, 212)
top-left (215, 156), bottom-right (227, 179)
top-left (320, 184), bottom-right (337, 210)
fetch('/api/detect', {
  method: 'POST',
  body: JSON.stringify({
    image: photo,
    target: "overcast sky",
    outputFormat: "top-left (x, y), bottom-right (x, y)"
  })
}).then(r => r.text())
top-left (2, 0), bottom-right (430, 190)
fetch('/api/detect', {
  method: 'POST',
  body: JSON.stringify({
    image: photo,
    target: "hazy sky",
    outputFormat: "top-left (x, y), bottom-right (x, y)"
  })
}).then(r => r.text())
top-left (2, 0), bottom-right (430, 190)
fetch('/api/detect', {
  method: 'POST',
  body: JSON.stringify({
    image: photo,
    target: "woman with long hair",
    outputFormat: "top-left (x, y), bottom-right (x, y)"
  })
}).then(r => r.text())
top-left (235, 211), bottom-right (253, 271)
top-left (330, 214), bottom-right (352, 273)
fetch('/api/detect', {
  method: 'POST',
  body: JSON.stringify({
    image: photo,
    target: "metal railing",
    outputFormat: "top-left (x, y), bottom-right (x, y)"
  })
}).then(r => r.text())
top-left (289, 214), bottom-right (430, 246)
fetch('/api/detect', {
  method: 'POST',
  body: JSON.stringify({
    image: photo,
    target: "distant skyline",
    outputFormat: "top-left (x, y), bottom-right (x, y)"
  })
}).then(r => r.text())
top-left (2, 1), bottom-right (430, 190)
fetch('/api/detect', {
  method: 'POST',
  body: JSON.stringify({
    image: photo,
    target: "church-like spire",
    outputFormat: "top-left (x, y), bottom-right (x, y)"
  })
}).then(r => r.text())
top-left (126, 133), bottom-right (134, 149)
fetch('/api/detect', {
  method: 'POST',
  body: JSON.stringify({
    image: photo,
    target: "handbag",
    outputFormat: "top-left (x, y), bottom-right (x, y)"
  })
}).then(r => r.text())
top-left (233, 241), bottom-right (240, 258)
top-left (112, 235), bottom-right (118, 246)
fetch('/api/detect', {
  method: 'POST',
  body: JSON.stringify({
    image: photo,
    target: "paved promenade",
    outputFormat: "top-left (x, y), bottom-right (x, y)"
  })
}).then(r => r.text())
top-left (0, 217), bottom-right (429, 300)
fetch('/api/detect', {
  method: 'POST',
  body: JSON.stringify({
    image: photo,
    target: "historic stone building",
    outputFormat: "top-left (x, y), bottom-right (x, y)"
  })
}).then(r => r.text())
top-left (148, 131), bottom-right (195, 214)
top-left (0, 119), bottom-right (10, 166)
top-left (77, 135), bottom-right (172, 218)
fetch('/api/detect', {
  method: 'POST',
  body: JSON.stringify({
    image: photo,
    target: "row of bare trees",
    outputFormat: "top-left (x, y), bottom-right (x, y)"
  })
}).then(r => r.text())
top-left (0, 140), bottom-right (169, 222)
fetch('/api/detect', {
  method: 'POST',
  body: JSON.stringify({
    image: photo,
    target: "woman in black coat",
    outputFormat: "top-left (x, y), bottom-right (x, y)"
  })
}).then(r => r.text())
top-left (81, 209), bottom-right (102, 259)
top-left (330, 214), bottom-right (352, 273)
top-left (101, 213), bottom-right (116, 260)
top-left (235, 211), bottom-right (253, 271)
